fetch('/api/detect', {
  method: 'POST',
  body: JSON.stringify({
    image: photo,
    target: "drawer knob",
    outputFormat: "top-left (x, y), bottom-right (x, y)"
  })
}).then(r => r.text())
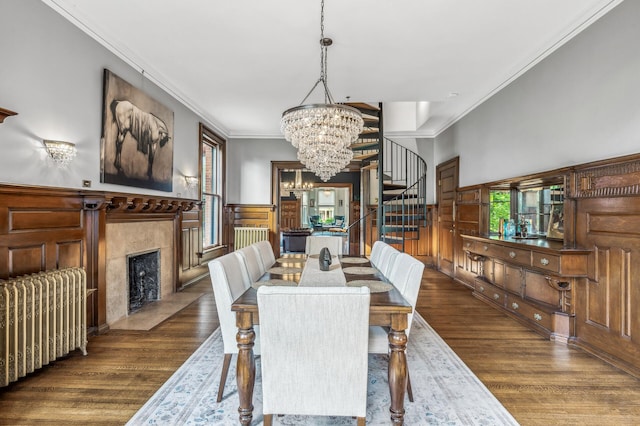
top-left (534, 313), bottom-right (542, 321)
top-left (540, 258), bottom-right (550, 266)
top-left (493, 293), bottom-right (500, 300)
top-left (479, 286), bottom-right (485, 293)
top-left (483, 245), bottom-right (489, 251)
top-left (511, 302), bottom-right (519, 310)
top-left (509, 251), bottom-right (516, 258)
top-left (466, 242), bottom-right (471, 247)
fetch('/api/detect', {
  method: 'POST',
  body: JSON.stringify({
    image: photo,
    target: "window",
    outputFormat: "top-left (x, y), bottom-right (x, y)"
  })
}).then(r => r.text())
top-left (200, 125), bottom-right (225, 249)
top-left (318, 189), bottom-right (335, 223)
top-left (489, 190), bottom-right (511, 235)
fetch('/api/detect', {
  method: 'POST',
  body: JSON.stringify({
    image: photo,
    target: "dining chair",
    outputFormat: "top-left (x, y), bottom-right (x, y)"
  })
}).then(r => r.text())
top-left (305, 235), bottom-right (343, 256)
top-left (235, 245), bottom-right (264, 283)
top-left (254, 240), bottom-right (276, 271)
top-left (257, 286), bottom-right (370, 425)
top-left (377, 244), bottom-right (401, 278)
top-left (207, 253), bottom-right (259, 402)
top-left (369, 240), bottom-right (387, 267)
top-left (368, 252), bottom-right (425, 402)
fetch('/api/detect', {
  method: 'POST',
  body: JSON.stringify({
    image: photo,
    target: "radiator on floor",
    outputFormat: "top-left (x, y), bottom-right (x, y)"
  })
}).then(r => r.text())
top-left (1, 267), bottom-right (88, 387)
top-left (234, 227), bottom-right (269, 250)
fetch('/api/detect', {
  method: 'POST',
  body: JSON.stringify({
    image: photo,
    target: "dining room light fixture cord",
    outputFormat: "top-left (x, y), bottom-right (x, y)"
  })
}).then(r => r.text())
top-left (280, 0), bottom-right (363, 182)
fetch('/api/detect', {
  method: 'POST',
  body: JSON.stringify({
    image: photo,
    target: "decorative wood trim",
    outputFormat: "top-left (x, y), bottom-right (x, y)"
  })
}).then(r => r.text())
top-left (572, 157), bottom-right (640, 198)
top-left (0, 107), bottom-right (17, 123)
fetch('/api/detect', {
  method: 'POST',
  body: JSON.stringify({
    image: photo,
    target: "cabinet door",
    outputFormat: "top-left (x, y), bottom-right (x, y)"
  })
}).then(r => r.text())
top-left (504, 264), bottom-right (524, 296)
top-left (281, 200), bottom-right (301, 229)
top-left (524, 270), bottom-right (561, 307)
top-left (492, 260), bottom-right (504, 287)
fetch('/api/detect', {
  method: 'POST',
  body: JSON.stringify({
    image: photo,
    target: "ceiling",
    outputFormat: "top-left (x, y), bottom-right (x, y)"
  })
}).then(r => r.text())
top-left (43, 0), bottom-right (622, 139)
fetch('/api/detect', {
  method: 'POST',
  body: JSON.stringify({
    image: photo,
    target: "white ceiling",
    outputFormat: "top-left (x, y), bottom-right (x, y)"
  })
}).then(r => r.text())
top-left (43, 0), bottom-right (622, 139)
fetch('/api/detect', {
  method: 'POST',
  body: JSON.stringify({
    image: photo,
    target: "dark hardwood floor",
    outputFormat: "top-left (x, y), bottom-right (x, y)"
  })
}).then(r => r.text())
top-left (1, 267), bottom-right (640, 425)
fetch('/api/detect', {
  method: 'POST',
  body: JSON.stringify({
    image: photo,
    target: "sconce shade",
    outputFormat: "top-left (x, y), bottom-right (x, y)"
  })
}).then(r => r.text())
top-left (184, 176), bottom-right (199, 188)
top-left (43, 140), bottom-right (77, 167)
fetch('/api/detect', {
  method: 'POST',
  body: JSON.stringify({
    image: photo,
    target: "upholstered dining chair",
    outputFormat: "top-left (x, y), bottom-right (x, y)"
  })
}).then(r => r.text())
top-left (254, 240), bottom-right (276, 272)
top-left (305, 235), bottom-right (343, 256)
top-left (235, 245), bottom-right (264, 283)
top-left (257, 286), bottom-right (370, 425)
top-left (207, 253), bottom-right (259, 403)
top-left (377, 244), bottom-right (401, 278)
top-left (368, 252), bottom-right (425, 402)
top-left (369, 240), bottom-right (387, 267)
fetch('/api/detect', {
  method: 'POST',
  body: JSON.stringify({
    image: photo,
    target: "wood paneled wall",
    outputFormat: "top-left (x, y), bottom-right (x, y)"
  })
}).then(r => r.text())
top-left (570, 154), bottom-right (640, 377)
top-left (449, 152), bottom-right (640, 378)
top-left (0, 184), bottom-right (199, 335)
top-left (224, 204), bottom-right (276, 253)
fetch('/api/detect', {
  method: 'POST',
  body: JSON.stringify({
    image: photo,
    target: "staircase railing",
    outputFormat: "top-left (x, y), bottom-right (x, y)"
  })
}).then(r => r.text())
top-left (378, 138), bottom-right (428, 251)
top-left (346, 137), bottom-right (427, 256)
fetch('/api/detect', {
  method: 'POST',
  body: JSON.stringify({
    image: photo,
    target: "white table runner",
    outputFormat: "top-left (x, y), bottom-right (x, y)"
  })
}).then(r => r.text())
top-left (298, 256), bottom-right (346, 287)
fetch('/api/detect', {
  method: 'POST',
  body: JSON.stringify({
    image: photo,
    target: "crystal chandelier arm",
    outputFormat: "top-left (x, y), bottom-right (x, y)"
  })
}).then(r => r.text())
top-left (299, 77), bottom-right (325, 106)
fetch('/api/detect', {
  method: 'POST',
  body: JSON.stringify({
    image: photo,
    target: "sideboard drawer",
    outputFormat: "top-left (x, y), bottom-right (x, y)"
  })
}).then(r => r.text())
top-left (506, 297), bottom-right (553, 331)
top-left (531, 252), bottom-right (560, 273)
top-left (493, 245), bottom-right (531, 267)
top-left (474, 279), bottom-right (506, 307)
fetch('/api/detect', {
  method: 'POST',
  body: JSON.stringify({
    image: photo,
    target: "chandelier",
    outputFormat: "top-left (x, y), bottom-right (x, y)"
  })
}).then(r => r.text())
top-left (282, 169), bottom-right (313, 198)
top-left (280, 0), bottom-right (363, 182)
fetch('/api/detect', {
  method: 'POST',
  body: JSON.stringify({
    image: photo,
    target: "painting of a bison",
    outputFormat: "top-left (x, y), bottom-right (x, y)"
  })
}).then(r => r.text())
top-left (101, 69), bottom-right (174, 191)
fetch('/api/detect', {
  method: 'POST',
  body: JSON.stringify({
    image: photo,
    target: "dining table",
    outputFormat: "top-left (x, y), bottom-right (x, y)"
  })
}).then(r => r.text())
top-left (231, 253), bottom-right (413, 425)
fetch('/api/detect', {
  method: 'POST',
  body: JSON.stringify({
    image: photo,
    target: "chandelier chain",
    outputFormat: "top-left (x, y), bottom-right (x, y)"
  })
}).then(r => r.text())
top-left (280, 0), bottom-right (364, 181)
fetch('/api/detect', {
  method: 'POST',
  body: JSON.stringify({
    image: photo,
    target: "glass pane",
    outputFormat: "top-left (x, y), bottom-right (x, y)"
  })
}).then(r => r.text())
top-left (202, 194), bottom-right (220, 247)
top-left (489, 190), bottom-right (510, 235)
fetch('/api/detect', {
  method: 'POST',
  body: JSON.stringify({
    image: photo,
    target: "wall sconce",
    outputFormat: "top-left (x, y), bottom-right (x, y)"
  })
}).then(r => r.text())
top-left (43, 140), bottom-right (76, 167)
top-left (184, 175), bottom-right (199, 189)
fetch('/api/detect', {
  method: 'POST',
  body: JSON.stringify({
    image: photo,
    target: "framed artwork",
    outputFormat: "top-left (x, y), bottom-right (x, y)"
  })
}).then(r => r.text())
top-left (547, 204), bottom-right (564, 240)
top-left (101, 69), bottom-right (174, 191)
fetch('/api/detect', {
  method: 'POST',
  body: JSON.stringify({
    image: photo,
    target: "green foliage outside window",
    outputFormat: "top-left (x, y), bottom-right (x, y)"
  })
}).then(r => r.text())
top-left (490, 190), bottom-right (511, 234)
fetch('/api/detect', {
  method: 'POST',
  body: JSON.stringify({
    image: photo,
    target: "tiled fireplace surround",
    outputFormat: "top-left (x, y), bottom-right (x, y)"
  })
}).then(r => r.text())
top-left (105, 220), bottom-right (174, 325)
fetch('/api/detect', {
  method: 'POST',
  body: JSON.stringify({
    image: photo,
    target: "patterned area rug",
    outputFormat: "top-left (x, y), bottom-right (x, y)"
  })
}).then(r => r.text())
top-left (127, 314), bottom-right (519, 425)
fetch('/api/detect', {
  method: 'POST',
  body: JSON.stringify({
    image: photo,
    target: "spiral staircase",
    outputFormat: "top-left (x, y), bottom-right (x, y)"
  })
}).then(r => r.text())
top-left (346, 103), bottom-right (429, 256)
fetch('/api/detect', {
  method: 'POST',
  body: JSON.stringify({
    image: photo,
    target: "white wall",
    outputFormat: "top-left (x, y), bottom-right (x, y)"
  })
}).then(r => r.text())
top-left (226, 138), bottom-right (297, 204)
top-left (0, 1), bottom-right (204, 197)
top-left (435, 0), bottom-right (640, 188)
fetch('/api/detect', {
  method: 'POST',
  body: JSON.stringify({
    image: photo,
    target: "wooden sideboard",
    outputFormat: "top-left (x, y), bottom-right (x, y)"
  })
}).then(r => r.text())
top-left (462, 234), bottom-right (590, 341)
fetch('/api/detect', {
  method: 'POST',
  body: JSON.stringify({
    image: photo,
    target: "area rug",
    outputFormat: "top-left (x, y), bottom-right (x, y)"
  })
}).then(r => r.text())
top-left (126, 313), bottom-right (519, 425)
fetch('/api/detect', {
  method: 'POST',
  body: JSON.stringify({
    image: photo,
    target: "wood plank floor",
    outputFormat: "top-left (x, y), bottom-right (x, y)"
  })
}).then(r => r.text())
top-left (1, 267), bottom-right (640, 425)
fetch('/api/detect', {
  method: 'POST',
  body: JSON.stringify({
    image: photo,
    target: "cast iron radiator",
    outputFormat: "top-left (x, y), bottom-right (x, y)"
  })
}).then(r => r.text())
top-left (234, 226), bottom-right (269, 250)
top-left (0, 267), bottom-right (88, 387)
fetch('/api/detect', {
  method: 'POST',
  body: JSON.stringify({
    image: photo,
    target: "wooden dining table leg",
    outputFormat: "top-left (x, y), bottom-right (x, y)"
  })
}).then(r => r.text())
top-left (236, 312), bottom-right (256, 426)
top-left (388, 313), bottom-right (409, 425)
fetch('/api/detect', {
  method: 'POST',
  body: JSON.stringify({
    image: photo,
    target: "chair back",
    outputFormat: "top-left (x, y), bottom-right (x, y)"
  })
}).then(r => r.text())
top-left (208, 253), bottom-right (256, 353)
top-left (257, 286), bottom-right (370, 418)
top-left (388, 253), bottom-right (425, 336)
top-left (235, 245), bottom-right (264, 283)
top-left (305, 235), bottom-right (343, 256)
top-left (254, 240), bottom-right (276, 271)
top-left (369, 240), bottom-right (387, 267)
top-left (377, 244), bottom-right (401, 278)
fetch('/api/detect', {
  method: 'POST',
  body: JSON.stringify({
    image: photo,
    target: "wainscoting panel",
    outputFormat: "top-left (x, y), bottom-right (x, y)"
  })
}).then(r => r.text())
top-left (0, 187), bottom-right (86, 279)
top-left (224, 204), bottom-right (275, 253)
top-left (573, 162), bottom-right (640, 377)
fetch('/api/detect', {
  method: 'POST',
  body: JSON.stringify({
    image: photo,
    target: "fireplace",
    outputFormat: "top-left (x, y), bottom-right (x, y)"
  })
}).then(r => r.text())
top-left (127, 250), bottom-right (160, 313)
top-left (105, 220), bottom-right (174, 325)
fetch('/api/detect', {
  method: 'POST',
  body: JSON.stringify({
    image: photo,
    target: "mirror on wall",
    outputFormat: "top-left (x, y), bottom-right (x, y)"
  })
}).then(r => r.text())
top-left (489, 182), bottom-right (564, 240)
